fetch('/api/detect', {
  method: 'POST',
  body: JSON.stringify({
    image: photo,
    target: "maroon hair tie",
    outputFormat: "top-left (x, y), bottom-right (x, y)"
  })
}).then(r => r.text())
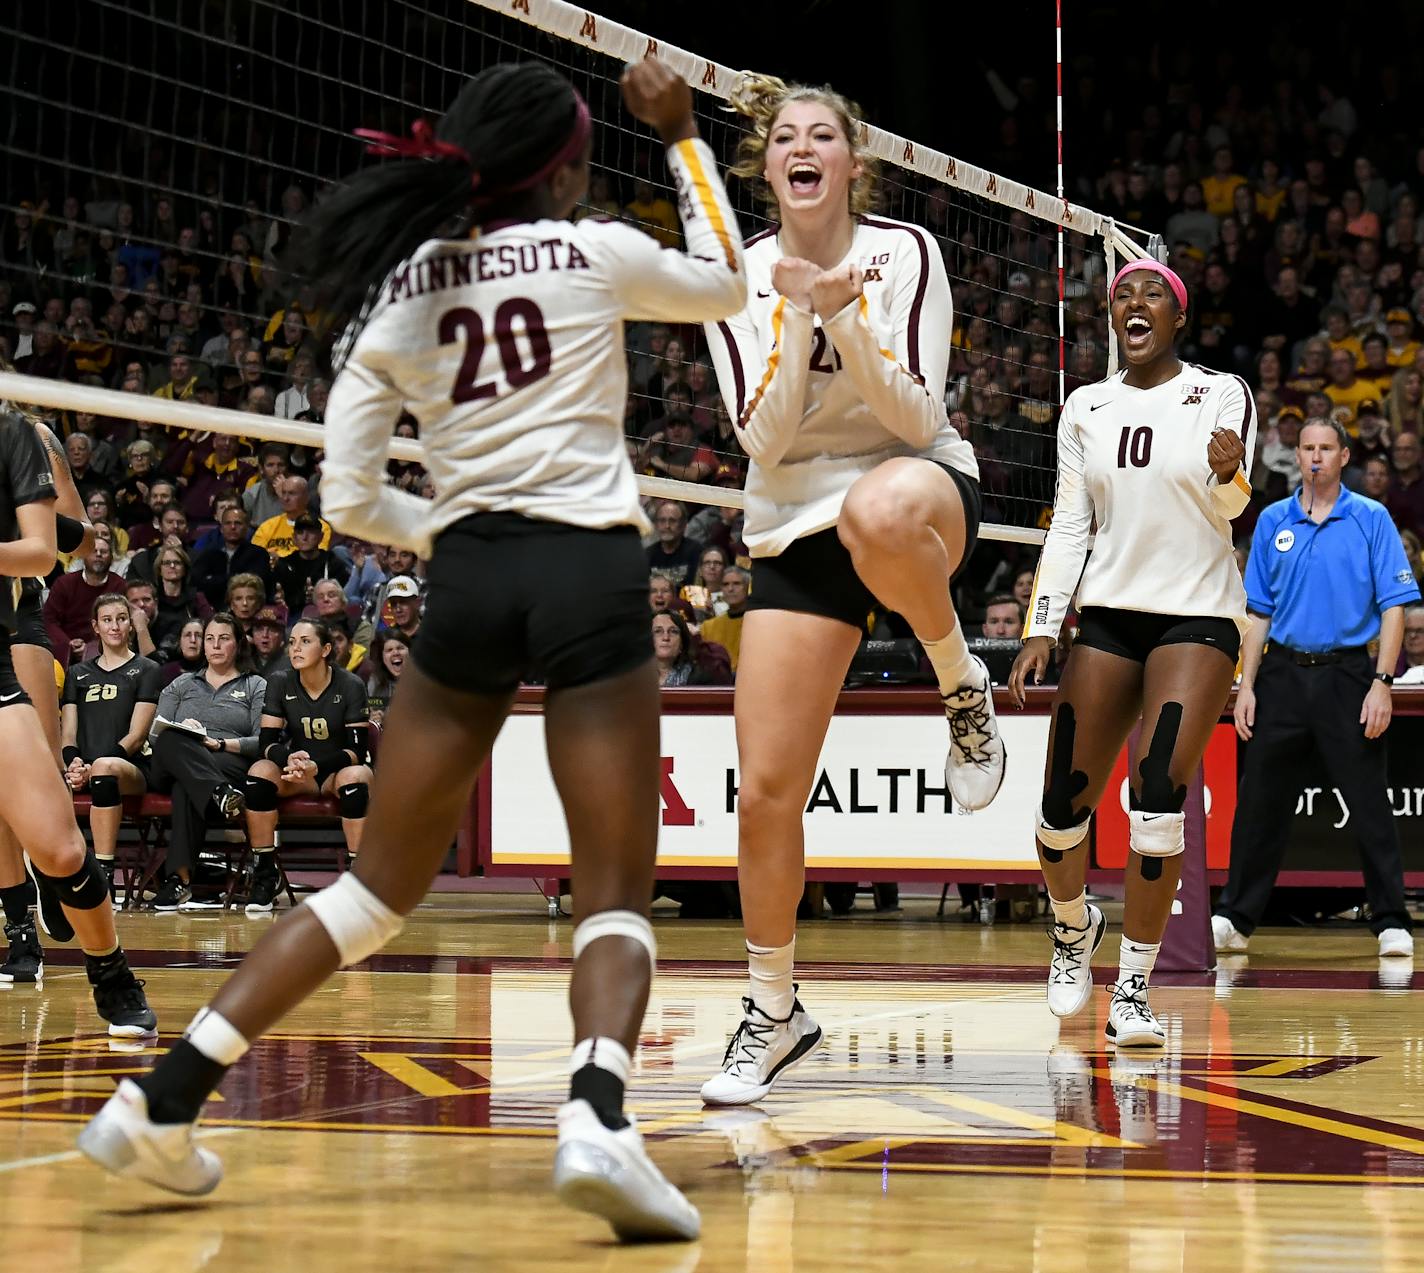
top-left (353, 119), bottom-right (481, 190)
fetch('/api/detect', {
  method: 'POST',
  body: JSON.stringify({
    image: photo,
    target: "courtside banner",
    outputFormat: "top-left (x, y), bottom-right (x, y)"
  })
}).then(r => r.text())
top-left (489, 713), bottom-right (1047, 869)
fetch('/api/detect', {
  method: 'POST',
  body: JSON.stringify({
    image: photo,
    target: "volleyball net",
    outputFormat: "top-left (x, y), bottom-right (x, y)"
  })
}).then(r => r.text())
top-left (0, 0), bottom-right (1154, 547)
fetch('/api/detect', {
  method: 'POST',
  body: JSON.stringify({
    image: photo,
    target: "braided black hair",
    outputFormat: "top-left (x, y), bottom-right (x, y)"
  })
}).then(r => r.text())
top-left (297, 62), bottom-right (585, 332)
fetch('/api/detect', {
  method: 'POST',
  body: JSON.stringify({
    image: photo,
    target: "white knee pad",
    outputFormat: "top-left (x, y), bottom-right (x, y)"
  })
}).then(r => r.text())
top-left (571, 909), bottom-right (656, 967)
top-left (1129, 809), bottom-right (1186, 858)
top-left (305, 873), bottom-right (404, 967)
top-left (1037, 803), bottom-right (1090, 853)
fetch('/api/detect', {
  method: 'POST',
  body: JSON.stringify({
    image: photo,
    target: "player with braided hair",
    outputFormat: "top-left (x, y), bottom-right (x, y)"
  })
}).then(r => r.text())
top-left (81, 57), bottom-right (745, 1243)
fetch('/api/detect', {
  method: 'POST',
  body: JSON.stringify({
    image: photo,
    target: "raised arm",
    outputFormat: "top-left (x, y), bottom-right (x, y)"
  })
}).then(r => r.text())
top-left (1205, 375), bottom-right (1256, 521)
top-left (817, 227), bottom-right (951, 449)
top-left (605, 59), bottom-right (745, 323)
top-left (704, 298), bottom-right (814, 466)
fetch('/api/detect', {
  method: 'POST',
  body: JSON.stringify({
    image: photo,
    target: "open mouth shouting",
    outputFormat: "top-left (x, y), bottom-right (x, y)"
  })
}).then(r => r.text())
top-left (786, 162), bottom-right (822, 199)
top-left (1123, 313), bottom-right (1153, 352)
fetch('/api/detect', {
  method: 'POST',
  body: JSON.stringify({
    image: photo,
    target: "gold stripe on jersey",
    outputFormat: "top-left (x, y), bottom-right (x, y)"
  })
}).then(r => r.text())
top-left (858, 295), bottom-right (897, 363)
top-left (1231, 470), bottom-right (1251, 496)
top-left (740, 296), bottom-right (786, 428)
top-left (675, 139), bottom-right (737, 272)
top-left (1022, 555), bottom-right (1046, 641)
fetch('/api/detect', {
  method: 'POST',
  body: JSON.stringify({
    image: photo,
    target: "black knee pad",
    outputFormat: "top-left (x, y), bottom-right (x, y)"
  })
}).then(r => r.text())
top-left (243, 775), bottom-right (280, 812)
top-left (1040, 704), bottom-right (1092, 861)
top-left (88, 774), bottom-right (122, 808)
top-left (338, 782), bottom-right (369, 818)
top-left (1135, 702), bottom-right (1188, 813)
top-left (37, 847), bottom-right (110, 910)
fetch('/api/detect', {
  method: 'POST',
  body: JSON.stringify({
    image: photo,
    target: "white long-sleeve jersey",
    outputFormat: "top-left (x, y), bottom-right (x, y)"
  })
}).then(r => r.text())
top-left (703, 215), bottom-right (977, 556)
top-left (321, 138), bottom-right (745, 558)
top-left (1024, 362), bottom-right (1256, 641)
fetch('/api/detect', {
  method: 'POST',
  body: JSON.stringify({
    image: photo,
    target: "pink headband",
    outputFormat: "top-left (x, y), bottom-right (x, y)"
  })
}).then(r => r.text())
top-left (352, 92), bottom-right (592, 198)
top-left (1110, 259), bottom-right (1188, 310)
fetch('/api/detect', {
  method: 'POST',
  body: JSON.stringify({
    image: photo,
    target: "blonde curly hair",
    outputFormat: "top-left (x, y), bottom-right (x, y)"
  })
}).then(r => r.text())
top-left (727, 72), bottom-right (879, 220)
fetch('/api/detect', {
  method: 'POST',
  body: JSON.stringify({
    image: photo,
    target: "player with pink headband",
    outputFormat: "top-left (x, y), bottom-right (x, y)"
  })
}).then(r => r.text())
top-left (1008, 257), bottom-right (1253, 1047)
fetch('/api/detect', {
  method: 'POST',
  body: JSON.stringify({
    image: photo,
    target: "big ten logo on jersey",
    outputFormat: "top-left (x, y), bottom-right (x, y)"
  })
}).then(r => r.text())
top-left (660, 757), bottom-right (695, 826)
top-left (860, 251), bottom-right (890, 283)
top-left (1181, 384), bottom-right (1210, 406)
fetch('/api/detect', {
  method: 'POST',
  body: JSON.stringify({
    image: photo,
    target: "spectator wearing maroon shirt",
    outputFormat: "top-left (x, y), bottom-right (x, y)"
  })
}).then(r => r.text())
top-left (43, 537), bottom-right (127, 666)
top-left (1387, 432), bottom-right (1424, 539)
top-left (127, 476), bottom-right (179, 552)
top-left (175, 433), bottom-right (258, 527)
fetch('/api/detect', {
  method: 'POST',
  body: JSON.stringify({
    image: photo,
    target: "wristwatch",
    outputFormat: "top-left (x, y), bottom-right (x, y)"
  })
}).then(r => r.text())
top-left (1374, 672), bottom-right (1395, 685)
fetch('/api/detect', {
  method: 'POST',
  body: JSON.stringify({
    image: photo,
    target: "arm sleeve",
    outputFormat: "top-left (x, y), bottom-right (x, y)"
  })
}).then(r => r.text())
top-left (136, 660), bottom-right (163, 703)
top-left (1023, 398), bottom-right (1093, 642)
top-left (1371, 509), bottom-right (1424, 610)
top-left (320, 352), bottom-right (436, 560)
top-left (262, 672), bottom-right (284, 718)
top-left (703, 299), bottom-right (814, 466)
top-left (602, 139), bottom-right (746, 323)
top-left (1243, 513), bottom-right (1278, 615)
top-left (820, 227), bottom-right (952, 450)
top-left (1205, 375), bottom-right (1257, 521)
top-left (259, 721), bottom-right (290, 765)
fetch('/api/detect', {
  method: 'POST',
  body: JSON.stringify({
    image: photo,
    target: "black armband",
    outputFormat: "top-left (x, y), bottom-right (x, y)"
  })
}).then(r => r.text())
top-left (344, 724), bottom-right (368, 764)
top-left (63, 745), bottom-right (83, 767)
top-left (106, 746), bottom-right (132, 760)
top-left (56, 514), bottom-right (87, 553)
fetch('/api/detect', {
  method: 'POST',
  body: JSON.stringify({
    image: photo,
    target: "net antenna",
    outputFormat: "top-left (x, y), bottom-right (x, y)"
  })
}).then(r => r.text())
top-left (0, 0), bottom-right (1156, 550)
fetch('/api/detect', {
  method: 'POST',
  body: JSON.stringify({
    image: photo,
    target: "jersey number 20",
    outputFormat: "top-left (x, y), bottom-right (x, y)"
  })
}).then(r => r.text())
top-left (439, 300), bottom-right (552, 404)
top-left (1116, 425), bottom-right (1153, 468)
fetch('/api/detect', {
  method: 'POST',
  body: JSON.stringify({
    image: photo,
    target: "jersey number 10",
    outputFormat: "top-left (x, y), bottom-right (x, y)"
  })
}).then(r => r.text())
top-left (439, 300), bottom-right (552, 404)
top-left (1116, 425), bottom-right (1154, 468)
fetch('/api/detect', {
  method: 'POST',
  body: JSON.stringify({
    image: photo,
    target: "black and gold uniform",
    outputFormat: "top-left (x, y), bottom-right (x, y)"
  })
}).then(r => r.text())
top-left (63, 653), bottom-right (163, 765)
top-left (0, 412), bottom-right (57, 701)
top-left (261, 665), bottom-right (369, 784)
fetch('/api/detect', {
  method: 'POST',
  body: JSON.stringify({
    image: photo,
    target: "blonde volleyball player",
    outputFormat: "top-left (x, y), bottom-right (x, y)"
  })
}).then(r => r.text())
top-left (81, 59), bottom-right (745, 1242)
top-left (700, 75), bottom-right (1002, 1106)
top-left (1009, 260), bottom-right (1251, 1046)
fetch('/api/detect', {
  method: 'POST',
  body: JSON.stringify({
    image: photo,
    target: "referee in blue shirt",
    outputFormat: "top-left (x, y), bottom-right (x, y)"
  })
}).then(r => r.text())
top-left (1214, 419), bottom-right (1419, 957)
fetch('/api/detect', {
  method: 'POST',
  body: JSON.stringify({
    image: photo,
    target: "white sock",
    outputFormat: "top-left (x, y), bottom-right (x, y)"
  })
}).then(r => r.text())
top-left (921, 625), bottom-right (975, 695)
top-left (184, 1007), bottom-right (250, 1066)
top-left (747, 938), bottom-right (795, 1019)
top-left (1049, 890), bottom-right (1089, 931)
top-left (1118, 940), bottom-right (1161, 986)
top-left (570, 1036), bottom-right (631, 1083)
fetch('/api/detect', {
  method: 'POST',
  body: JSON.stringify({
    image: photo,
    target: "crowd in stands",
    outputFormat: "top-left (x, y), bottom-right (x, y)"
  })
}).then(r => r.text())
top-left (4, 34), bottom-right (1424, 705)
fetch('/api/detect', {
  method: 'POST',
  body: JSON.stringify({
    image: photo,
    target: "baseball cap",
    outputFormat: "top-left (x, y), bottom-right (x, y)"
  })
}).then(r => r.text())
top-left (1387, 307), bottom-right (1413, 324)
top-left (1357, 398), bottom-right (1382, 416)
top-left (1276, 405), bottom-right (1305, 423)
top-left (252, 604), bottom-right (287, 629)
top-left (386, 574), bottom-right (420, 599)
top-left (292, 513), bottom-right (321, 532)
top-left (12, 302), bottom-right (36, 316)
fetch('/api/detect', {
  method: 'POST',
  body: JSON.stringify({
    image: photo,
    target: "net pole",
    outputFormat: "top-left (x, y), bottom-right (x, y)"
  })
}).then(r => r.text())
top-left (1056, 0), bottom-right (1066, 410)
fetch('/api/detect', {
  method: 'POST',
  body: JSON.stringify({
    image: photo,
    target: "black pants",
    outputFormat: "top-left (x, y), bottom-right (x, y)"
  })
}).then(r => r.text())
top-left (1218, 648), bottom-right (1412, 936)
top-left (149, 731), bottom-right (249, 874)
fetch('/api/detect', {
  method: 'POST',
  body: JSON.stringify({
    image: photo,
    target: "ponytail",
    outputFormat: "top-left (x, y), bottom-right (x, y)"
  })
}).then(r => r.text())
top-left (295, 61), bottom-right (589, 345)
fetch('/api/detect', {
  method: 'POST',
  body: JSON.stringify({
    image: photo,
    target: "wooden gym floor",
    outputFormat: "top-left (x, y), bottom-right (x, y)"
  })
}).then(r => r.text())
top-left (2, 894), bottom-right (1421, 1272)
